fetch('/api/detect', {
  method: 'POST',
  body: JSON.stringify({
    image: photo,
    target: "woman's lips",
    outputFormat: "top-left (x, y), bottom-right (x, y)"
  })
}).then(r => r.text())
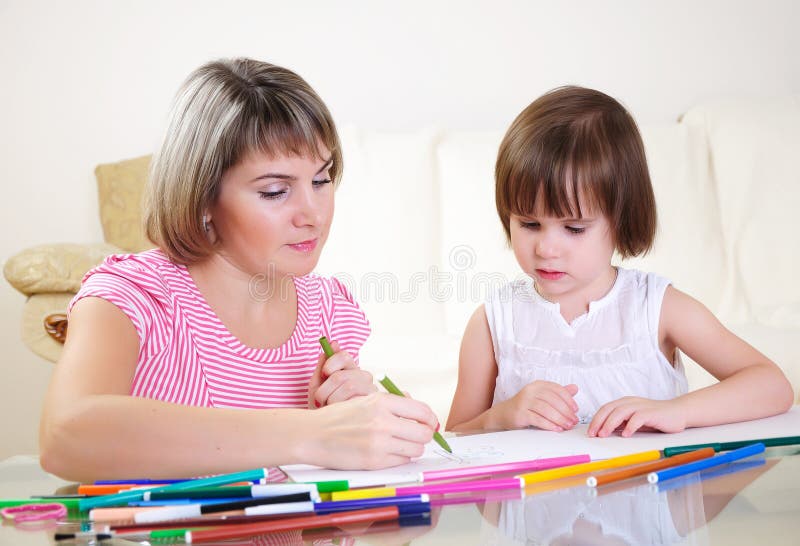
top-left (288, 239), bottom-right (318, 252)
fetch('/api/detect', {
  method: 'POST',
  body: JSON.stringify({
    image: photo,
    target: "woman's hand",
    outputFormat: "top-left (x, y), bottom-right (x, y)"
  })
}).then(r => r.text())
top-left (307, 340), bottom-right (377, 408)
top-left (302, 392), bottom-right (438, 469)
top-left (588, 396), bottom-right (688, 437)
top-left (487, 381), bottom-right (579, 431)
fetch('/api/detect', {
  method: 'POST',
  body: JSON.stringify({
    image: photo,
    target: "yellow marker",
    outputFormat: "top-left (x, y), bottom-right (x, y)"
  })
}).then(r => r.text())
top-left (517, 450), bottom-right (661, 485)
top-left (331, 487), bottom-right (397, 501)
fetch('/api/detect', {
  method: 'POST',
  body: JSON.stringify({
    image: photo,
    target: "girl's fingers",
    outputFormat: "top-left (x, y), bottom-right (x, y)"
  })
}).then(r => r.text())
top-left (526, 411), bottom-right (565, 431)
top-left (588, 400), bottom-right (619, 436)
top-left (537, 389), bottom-right (578, 425)
top-left (596, 405), bottom-right (634, 437)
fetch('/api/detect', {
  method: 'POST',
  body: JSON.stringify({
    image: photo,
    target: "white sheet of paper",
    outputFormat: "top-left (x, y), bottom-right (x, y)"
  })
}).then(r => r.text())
top-left (280, 406), bottom-right (800, 488)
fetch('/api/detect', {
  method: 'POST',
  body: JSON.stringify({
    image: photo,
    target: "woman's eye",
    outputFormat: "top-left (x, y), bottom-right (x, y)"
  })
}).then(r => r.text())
top-left (313, 178), bottom-right (332, 187)
top-left (566, 226), bottom-right (585, 234)
top-left (521, 221), bottom-right (539, 230)
top-left (258, 190), bottom-right (287, 200)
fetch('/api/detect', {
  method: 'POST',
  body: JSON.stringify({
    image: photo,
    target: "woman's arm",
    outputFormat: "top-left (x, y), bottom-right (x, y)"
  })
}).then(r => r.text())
top-left (40, 297), bottom-right (436, 482)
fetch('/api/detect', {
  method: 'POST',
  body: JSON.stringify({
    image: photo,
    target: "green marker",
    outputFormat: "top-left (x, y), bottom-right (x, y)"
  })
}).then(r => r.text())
top-left (318, 337), bottom-right (452, 454)
top-left (378, 374), bottom-right (453, 454)
top-left (0, 498), bottom-right (81, 511)
top-left (663, 435), bottom-right (800, 457)
top-left (54, 528), bottom-right (189, 541)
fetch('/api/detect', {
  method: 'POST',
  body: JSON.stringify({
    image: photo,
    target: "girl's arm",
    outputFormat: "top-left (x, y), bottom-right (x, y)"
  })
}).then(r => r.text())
top-left (590, 287), bottom-right (794, 436)
top-left (39, 297), bottom-right (437, 482)
top-left (446, 306), bottom-right (499, 431)
top-left (446, 306), bottom-right (578, 432)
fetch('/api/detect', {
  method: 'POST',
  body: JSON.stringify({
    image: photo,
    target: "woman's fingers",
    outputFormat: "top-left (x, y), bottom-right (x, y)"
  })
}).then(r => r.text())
top-left (316, 369), bottom-right (376, 405)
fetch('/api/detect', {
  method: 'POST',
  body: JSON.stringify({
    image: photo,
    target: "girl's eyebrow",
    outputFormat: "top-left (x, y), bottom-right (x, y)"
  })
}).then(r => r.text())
top-left (250, 157), bottom-right (333, 183)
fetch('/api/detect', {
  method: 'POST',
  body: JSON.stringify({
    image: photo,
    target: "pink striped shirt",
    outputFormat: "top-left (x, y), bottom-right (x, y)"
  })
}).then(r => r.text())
top-left (69, 249), bottom-right (371, 409)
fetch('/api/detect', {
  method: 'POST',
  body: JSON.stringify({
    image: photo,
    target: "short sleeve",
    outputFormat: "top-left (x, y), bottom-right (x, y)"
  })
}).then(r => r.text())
top-left (323, 276), bottom-right (371, 363)
top-left (68, 254), bottom-right (163, 351)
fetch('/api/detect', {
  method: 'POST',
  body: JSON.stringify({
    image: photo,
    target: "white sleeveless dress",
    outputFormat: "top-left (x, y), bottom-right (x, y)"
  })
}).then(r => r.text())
top-left (485, 268), bottom-right (688, 424)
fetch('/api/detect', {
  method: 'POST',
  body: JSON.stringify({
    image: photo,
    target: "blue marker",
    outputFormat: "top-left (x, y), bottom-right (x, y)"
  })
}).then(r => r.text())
top-left (647, 443), bottom-right (765, 484)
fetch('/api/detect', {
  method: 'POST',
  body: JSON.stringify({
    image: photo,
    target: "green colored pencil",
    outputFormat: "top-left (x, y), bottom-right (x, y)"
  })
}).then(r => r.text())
top-left (317, 337), bottom-right (452, 453)
top-left (663, 435), bottom-right (800, 457)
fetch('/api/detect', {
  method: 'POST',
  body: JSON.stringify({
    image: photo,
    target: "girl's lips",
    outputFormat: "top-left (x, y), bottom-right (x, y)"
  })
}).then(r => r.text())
top-left (288, 239), bottom-right (318, 252)
top-left (536, 269), bottom-right (565, 281)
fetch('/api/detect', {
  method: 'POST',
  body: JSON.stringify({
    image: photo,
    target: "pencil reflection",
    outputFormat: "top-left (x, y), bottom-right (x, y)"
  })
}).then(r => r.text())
top-left (481, 454), bottom-right (770, 545)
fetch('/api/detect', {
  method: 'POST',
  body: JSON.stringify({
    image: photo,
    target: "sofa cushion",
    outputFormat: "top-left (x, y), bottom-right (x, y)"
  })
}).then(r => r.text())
top-left (21, 292), bottom-right (75, 363)
top-left (95, 155), bottom-right (153, 253)
top-left (3, 242), bottom-right (120, 296)
top-left (620, 123), bottom-right (726, 315)
top-left (681, 96), bottom-right (800, 328)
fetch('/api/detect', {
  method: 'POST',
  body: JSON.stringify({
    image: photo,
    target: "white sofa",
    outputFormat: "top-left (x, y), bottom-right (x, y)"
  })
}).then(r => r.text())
top-left (318, 95), bottom-right (800, 423)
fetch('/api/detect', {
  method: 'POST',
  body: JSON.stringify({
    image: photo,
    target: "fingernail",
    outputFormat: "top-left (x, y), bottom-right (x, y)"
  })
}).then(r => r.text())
top-left (314, 401), bottom-right (321, 408)
top-left (435, 423), bottom-right (440, 432)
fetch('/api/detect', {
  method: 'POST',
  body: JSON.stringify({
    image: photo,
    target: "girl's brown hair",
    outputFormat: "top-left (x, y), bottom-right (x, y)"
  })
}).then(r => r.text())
top-left (495, 86), bottom-right (656, 258)
top-left (144, 58), bottom-right (342, 264)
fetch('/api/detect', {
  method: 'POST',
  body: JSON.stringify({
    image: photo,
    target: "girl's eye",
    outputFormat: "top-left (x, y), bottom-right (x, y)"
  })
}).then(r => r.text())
top-left (313, 178), bottom-right (332, 187)
top-left (258, 190), bottom-right (287, 200)
top-left (566, 226), bottom-right (585, 234)
top-left (521, 221), bottom-right (540, 230)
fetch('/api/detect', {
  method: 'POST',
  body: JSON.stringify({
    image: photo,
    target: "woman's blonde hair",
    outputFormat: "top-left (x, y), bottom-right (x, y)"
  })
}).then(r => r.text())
top-left (144, 58), bottom-right (342, 264)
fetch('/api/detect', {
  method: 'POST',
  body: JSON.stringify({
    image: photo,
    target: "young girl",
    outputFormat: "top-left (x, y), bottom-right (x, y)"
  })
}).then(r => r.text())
top-left (40, 58), bottom-right (438, 482)
top-left (447, 86), bottom-right (793, 436)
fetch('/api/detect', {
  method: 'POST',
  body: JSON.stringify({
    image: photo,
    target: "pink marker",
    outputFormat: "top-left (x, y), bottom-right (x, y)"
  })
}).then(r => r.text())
top-left (419, 454), bottom-right (590, 482)
top-left (395, 477), bottom-right (524, 496)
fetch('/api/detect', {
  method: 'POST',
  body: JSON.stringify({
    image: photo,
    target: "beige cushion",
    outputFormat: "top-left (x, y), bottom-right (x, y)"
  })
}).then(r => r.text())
top-left (4, 243), bottom-right (121, 296)
top-left (95, 155), bottom-right (154, 253)
top-left (22, 292), bottom-right (74, 363)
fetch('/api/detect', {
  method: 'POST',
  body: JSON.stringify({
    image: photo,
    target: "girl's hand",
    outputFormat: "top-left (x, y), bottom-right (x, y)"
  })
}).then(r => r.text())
top-left (307, 340), bottom-right (377, 408)
top-left (588, 397), bottom-right (688, 437)
top-left (489, 381), bottom-right (579, 431)
top-left (304, 392), bottom-right (437, 469)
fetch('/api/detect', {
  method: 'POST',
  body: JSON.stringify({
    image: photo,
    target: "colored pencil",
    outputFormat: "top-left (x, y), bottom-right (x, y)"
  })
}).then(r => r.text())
top-left (663, 435), bottom-right (800, 457)
top-left (55, 528), bottom-right (189, 542)
top-left (133, 492), bottom-right (313, 523)
top-left (106, 497), bottom-right (430, 533)
top-left (79, 467), bottom-right (271, 511)
top-left (95, 479), bottom-right (190, 485)
top-left (0, 498), bottom-right (82, 511)
top-left (377, 373), bottom-right (453, 453)
top-left (655, 457), bottom-right (766, 492)
top-left (517, 450), bottom-right (661, 485)
top-left (142, 483), bottom-right (320, 501)
top-left (586, 447), bottom-right (715, 487)
top-left (419, 453), bottom-right (590, 482)
top-left (648, 442), bottom-right (765, 483)
top-left (184, 506), bottom-right (404, 543)
top-left (331, 477), bottom-right (523, 501)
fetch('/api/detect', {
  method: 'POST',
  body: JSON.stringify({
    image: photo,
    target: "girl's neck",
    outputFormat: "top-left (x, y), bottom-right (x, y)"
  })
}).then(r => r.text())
top-left (536, 266), bottom-right (618, 324)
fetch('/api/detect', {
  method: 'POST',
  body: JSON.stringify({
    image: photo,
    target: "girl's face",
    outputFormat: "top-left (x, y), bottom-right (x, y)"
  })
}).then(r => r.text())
top-left (509, 195), bottom-right (616, 305)
top-left (207, 149), bottom-right (335, 279)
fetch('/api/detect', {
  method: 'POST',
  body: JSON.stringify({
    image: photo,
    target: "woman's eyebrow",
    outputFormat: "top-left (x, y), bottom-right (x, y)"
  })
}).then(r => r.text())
top-left (250, 157), bottom-right (333, 183)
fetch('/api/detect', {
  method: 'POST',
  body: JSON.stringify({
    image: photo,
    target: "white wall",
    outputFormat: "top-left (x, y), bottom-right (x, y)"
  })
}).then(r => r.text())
top-left (1, 0), bottom-right (798, 458)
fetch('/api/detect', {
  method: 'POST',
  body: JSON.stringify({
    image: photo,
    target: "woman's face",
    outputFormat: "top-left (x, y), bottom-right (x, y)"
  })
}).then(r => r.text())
top-left (207, 148), bottom-right (335, 279)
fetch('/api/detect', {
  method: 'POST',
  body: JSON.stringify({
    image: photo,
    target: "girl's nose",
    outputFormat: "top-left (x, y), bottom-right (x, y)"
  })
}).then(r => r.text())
top-left (535, 234), bottom-right (559, 258)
